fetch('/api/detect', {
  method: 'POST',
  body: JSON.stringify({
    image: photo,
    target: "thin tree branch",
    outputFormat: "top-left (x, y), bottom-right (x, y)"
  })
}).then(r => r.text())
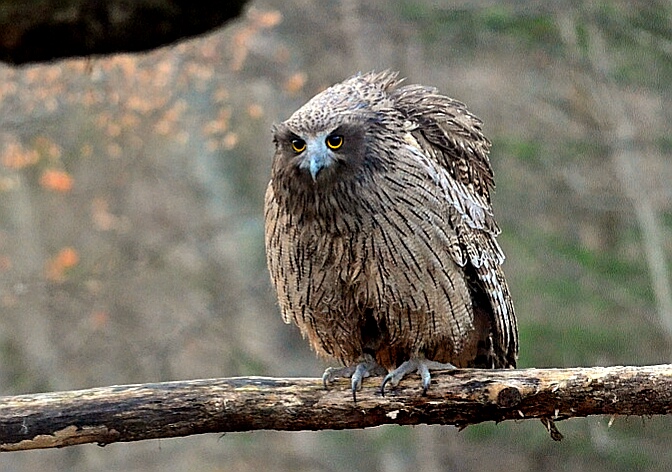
top-left (1, 365), bottom-right (671, 452)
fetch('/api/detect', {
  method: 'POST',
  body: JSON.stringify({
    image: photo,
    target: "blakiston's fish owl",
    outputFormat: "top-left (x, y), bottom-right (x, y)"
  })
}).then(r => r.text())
top-left (265, 71), bottom-right (518, 399)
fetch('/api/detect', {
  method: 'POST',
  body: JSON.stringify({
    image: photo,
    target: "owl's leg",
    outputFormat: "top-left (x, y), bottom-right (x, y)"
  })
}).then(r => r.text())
top-left (322, 357), bottom-right (385, 402)
top-left (381, 358), bottom-right (456, 396)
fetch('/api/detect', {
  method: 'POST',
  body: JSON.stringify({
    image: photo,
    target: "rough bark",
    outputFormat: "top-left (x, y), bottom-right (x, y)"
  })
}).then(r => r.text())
top-left (1, 365), bottom-right (671, 451)
top-left (0, 0), bottom-right (248, 65)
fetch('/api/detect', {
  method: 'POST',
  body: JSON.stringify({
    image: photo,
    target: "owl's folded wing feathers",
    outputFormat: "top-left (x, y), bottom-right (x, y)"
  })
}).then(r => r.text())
top-left (390, 84), bottom-right (519, 367)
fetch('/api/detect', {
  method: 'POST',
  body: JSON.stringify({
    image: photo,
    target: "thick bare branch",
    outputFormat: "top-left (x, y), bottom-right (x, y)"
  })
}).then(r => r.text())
top-left (0, 0), bottom-right (249, 65)
top-left (1, 365), bottom-right (671, 452)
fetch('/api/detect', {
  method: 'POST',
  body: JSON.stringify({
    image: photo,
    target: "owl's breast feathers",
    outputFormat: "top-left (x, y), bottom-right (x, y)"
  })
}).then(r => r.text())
top-left (265, 71), bottom-right (518, 370)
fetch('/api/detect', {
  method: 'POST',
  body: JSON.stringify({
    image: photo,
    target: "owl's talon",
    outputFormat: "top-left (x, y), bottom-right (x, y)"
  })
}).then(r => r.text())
top-left (381, 358), bottom-right (457, 396)
top-left (419, 362), bottom-right (431, 395)
top-left (322, 360), bottom-right (384, 402)
top-left (351, 362), bottom-right (371, 401)
top-left (322, 365), bottom-right (356, 388)
top-left (381, 359), bottom-right (418, 396)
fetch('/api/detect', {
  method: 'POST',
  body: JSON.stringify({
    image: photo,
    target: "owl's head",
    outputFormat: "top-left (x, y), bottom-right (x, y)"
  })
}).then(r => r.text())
top-left (272, 72), bottom-right (401, 185)
top-left (272, 115), bottom-right (370, 183)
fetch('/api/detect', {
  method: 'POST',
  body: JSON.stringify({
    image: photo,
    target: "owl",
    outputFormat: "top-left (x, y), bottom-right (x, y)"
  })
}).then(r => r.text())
top-left (265, 71), bottom-right (518, 399)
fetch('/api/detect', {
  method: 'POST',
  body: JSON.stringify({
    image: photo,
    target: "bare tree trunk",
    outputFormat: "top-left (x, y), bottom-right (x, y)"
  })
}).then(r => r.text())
top-left (557, 12), bottom-right (672, 352)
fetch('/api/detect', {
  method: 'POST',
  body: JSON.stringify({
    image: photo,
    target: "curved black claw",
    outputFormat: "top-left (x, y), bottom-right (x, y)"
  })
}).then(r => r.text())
top-left (351, 362), bottom-right (372, 402)
top-left (381, 359), bottom-right (418, 396)
top-left (380, 358), bottom-right (456, 396)
top-left (418, 362), bottom-right (432, 395)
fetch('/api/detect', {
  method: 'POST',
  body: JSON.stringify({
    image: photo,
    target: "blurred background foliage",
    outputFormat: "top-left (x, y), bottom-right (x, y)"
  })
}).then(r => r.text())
top-left (1, 0), bottom-right (671, 470)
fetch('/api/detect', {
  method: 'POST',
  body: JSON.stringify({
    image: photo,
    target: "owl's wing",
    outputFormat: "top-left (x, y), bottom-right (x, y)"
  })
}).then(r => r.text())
top-left (391, 85), bottom-right (493, 197)
top-left (391, 84), bottom-right (518, 367)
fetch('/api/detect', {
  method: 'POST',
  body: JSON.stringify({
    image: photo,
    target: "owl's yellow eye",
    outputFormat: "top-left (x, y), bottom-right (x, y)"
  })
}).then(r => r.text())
top-left (326, 135), bottom-right (344, 150)
top-left (290, 138), bottom-right (306, 153)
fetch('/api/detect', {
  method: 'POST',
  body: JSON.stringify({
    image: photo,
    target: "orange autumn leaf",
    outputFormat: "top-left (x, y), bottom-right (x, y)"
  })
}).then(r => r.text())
top-left (230, 28), bottom-right (253, 71)
top-left (222, 132), bottom-right (239, 150)
top-left (45, 247), bottom-right (79, 282)
top-left (249, 8), bottom-right (282, 28)
top-left (247, 103), bottom-right (264, 119)
top-left (89, 310), bottom-right (110, 329)
top-left (2, 142), bottom-right (40, 169)
top-left (284, 72), bottom-right (307, 94)
top-left (0, 254), bottom-right (12, 271)
top-left (40, 169), bottom-right (74, 192)
top-left (91, 197), bottom-right (116, 230)
top-left (57, 247), bottom-right (79, 268)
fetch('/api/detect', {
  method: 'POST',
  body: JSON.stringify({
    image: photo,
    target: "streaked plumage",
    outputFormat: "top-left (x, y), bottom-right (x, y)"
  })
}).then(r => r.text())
top-left (265, 71), bottom-right (518, 397)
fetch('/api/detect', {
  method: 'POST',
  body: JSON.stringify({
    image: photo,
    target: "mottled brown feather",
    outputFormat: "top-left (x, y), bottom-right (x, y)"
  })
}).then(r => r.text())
top-left (265, 70), bottom-right (518, 372)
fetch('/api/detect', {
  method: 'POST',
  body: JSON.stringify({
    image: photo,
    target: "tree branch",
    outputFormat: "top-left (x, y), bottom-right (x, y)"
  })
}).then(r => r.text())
top-left (1, 364), bottom-right (671, 452)
top-left (0, 0), bottom-right (249, 65)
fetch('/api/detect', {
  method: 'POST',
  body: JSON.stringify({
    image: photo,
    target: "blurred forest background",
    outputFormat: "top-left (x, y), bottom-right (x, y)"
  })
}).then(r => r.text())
top-left (1, 0), bottom-right (671, 470)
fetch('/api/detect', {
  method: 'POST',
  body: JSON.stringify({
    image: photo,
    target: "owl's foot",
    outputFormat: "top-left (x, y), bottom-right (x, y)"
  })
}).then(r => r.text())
top-left (322, 360), bottom-right (385, 402)
top-left (381, 358), bottom-right (456, 396)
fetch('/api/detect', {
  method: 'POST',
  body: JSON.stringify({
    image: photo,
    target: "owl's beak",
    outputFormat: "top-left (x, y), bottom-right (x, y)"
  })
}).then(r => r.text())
top-left (308, 154), bottom-right (325, 181)
top-left (299, 140), bottom-right (332, 181)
